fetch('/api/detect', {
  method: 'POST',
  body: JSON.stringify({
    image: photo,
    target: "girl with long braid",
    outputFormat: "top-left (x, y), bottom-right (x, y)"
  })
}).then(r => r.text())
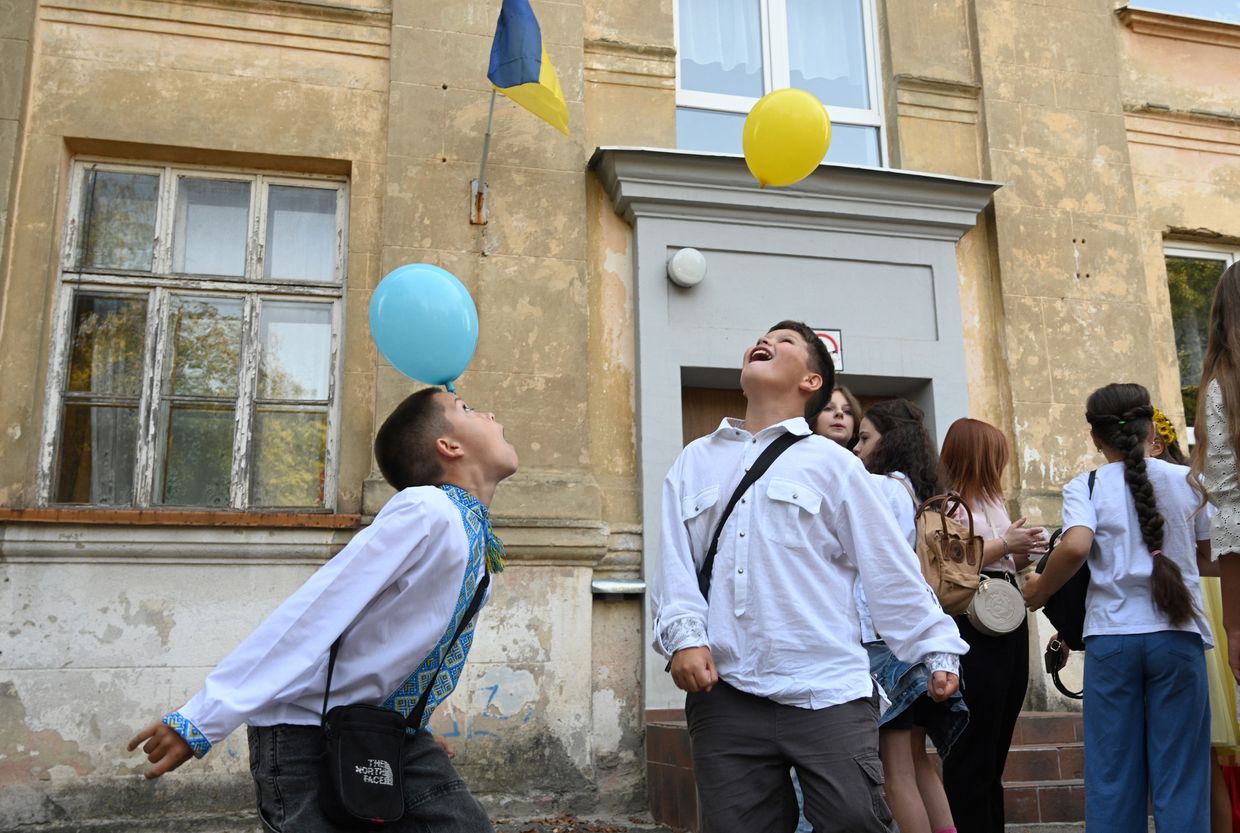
top-left (1025, 383), bottom-right (1215, 833)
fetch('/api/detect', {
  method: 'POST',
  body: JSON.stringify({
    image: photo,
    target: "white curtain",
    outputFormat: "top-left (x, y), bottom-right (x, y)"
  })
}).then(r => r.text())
top-left (679, 0), bottom-right (763, 73)
top-left (786, 0), bottom-right (858, 84)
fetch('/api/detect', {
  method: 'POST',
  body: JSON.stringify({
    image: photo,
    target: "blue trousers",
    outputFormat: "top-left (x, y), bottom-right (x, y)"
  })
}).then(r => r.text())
top-left (1083, 631), bottom-right (1210, 833)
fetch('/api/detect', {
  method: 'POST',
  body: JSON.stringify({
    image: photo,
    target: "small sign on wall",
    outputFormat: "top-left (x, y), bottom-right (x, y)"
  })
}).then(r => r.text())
top-left (814, 329), bottom-right (843, 372)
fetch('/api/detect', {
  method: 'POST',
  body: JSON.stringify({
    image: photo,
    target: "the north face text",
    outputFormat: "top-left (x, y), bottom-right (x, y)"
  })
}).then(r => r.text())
top-left (355, 758), bottom-right (394, 786)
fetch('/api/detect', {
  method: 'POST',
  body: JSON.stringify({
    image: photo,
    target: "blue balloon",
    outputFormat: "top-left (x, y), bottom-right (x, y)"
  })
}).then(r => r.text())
top-left (369, 264), bottom-right (478, 390)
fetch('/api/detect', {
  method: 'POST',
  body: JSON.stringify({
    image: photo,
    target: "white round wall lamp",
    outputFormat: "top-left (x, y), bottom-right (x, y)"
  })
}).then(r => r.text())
top-left (667, 247), bottom-right (707, 288)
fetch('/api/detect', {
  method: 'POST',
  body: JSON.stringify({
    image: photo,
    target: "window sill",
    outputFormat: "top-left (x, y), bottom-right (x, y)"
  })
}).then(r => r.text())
top-left (1118, 6), bottom-right (1240, 48)
top-left (0, 507), bottom-right (361, 529)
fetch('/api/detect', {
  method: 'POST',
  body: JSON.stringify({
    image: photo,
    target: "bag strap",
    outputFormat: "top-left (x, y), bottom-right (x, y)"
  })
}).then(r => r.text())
top-left (697, 431), bottom-right (808, 601)
top-left (1045, 637), bottom-right (1083, 700)
top-left (322, 568), bottom-right (492, 730)
top-left (1088, 469), bottom-right (1096, 497)
top-left (890, 473), bottom-right (918, 508)
top-left (917, 492), bottom-right (976, 539)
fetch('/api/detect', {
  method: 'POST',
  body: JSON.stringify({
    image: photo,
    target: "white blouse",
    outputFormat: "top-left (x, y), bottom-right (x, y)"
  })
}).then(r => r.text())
top-left (1205, 379), bottom-right (1240, 558)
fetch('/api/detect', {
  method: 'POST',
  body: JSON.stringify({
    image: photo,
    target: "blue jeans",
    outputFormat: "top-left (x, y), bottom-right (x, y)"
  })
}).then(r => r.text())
top-left (248, 724), bottom-right (492, 833)
top-left (1083, 631), bottom-right (1209, 833)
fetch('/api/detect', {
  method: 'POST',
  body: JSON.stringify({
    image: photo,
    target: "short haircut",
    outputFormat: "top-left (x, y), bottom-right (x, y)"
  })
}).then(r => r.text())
top-left (768, 320), bottom-right (835, 421)
top-left (373, 388), bottom-right (451, 491)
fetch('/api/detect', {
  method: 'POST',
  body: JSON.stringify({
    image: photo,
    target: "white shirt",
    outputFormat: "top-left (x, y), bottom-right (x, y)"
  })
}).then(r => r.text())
top-left (651, 417), bottom-right (968, 709)
top-left (173, 487), bottom-right (486, 748)
top-left (1061, 458), bottom-right (1212, 645)
top-left (855, 472), bottom-right (918, 643)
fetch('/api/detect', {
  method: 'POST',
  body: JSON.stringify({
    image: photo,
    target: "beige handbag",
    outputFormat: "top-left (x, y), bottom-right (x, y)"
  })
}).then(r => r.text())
top-left (965, 574), bottom-right (1026, 636)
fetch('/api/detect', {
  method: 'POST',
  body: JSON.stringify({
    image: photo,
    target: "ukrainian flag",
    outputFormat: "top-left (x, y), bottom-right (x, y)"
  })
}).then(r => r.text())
top-left (487, 0), bottom-right (570, 135)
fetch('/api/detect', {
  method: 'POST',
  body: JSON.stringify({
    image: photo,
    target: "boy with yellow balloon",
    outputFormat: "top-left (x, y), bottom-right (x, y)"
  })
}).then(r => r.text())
top-left (743, 88), bottom-right (833, 188)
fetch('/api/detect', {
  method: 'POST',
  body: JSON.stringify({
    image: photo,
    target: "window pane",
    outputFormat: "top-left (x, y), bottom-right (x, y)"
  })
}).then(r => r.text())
top-left (259, 302), bottom-right (332, 401)
top-left (158, 406), bottom-right (234, 506)
top-left (1135, 1), bottom-right (1240, 23)
top-left (676, 107), bottom-right (746, 154)
top-left (55, 404), bottom-right (138, 504)
top-left (173, 178), bottom-right (250, 277)
top-left (826, 123), bottom-right (881, 167)
top-left (1167, 254), bottom-right (1229, 425)
top-left (679, 0), bottom-right (764, 97)
top-left (787, 0), bottom-right (870, 109)
top-left (677, 108), bottom-right (881, 168)
top-left (168, 296), bottom-right (244, 397)
top-left (264, 186), bottom-right (338, 282)
top-left (251, 410), bottom-right (327, 507)
top-left (80, 170), bottom-right (159, 271)
top-left (66, 293), bottom-right (148, 395)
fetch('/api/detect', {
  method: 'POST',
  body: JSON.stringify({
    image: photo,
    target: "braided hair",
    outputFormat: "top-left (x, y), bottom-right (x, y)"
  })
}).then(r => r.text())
top-left (1086, 383), bottom-right (1195, 626)
top-left (863, 399), bottom-right (945, 503)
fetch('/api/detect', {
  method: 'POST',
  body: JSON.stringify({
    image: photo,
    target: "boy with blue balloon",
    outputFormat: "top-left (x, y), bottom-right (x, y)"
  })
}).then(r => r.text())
top-left (129, 266), bottom-right (512, 832)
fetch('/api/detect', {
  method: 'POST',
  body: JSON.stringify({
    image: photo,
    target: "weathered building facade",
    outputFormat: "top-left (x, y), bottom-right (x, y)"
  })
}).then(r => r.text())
top-left (1, 0), bottom-right (1237, 828)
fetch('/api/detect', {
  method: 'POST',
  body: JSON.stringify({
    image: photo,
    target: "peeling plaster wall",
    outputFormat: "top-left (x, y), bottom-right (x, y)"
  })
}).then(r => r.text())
top-left (0, 0), bottom-right (648, 827)
top-left (1, 559), bottom-right (638, 826)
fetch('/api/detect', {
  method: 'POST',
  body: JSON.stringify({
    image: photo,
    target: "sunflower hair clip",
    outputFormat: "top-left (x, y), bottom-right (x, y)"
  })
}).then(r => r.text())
top-left (1151, 407), bottom-right (1177, 446)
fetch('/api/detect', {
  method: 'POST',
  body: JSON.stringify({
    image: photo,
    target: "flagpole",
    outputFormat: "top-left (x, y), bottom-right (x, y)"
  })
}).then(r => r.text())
top-left (471, 90), bottom-right (498, 225)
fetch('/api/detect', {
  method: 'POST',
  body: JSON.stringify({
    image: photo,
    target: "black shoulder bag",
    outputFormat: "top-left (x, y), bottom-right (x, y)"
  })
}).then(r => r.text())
top-left (319, 570), bottom-right (489, 828)
top-left (1035, 469), bottom-right (1096, 698)
top-left (665, 431), bottom-right (808, 671)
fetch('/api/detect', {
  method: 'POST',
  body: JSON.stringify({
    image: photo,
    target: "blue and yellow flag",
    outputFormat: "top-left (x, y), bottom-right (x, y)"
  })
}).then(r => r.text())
top-left (487, 0), bottom-right (569, 135)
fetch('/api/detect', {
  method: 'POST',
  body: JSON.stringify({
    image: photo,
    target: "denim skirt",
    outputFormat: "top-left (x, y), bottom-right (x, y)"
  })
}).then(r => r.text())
top-left (866, 639), bottom-right (969, 756)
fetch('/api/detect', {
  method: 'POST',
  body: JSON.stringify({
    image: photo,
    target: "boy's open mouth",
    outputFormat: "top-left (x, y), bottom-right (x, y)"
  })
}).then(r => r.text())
top-left (750, 347), bottom-right (773, 362)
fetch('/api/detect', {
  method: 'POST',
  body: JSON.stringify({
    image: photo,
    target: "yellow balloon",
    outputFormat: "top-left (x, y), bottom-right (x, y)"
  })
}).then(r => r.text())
top-left (742, 88), bottom-right (833, 188)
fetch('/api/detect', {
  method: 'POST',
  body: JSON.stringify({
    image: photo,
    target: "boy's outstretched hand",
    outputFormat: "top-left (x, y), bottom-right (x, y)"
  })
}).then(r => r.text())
top-left (670, 646), bottom-right (718, 693)
top-left (128, 721), bottom-right (193, 779)
top-left (927, 671), bottom-right (959, 702)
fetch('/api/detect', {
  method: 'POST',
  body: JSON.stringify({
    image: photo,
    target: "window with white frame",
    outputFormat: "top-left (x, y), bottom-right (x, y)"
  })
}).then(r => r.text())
top-left (1165, 243), bottom-right (1238, 437)
top-left (675, 0), bottom-right (885, 166)
top-left (42, 161), bottom-right (346, 510)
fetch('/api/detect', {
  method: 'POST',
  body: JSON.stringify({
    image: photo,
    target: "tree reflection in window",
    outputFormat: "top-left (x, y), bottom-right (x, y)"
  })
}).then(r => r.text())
top-left (159, 297), bottom-right (242, 506)
top-left (1167, 254), bottom-right (1228, 426)
top-left (55, 294), bottom-right (146, 504)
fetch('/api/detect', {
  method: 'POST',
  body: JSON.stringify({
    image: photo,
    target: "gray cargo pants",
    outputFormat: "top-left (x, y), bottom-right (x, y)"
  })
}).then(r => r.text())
top-left (685, 681), bottom-right (896, 833)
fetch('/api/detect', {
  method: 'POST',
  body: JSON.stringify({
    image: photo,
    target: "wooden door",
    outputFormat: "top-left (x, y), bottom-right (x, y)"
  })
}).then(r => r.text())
top-left (681, 387), bottom-right (746, 446)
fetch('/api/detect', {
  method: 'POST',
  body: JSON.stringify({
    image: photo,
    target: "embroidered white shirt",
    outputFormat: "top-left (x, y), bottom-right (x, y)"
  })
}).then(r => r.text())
top-left (651, 417), bottom-right (968, 709)
top-left (170, 487), bottom-right (487, 749)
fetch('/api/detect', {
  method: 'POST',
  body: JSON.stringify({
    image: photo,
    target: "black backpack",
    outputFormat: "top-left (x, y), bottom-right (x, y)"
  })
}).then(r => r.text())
top-left (1035, 470), bottom-right (1096, 653)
